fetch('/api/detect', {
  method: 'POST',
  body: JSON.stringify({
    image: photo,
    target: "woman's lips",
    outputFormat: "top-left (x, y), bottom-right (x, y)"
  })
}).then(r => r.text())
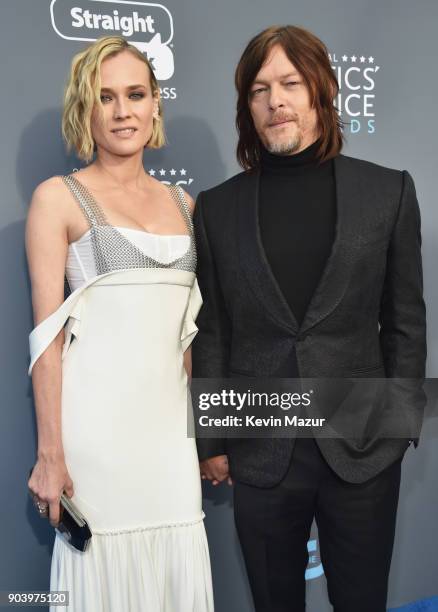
top-left (111, 128), bottom-right (137, 138)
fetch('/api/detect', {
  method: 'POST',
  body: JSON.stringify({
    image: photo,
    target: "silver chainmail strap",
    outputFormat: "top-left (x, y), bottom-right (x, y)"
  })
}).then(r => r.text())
top-left (62, 174), bottom-right (197, 274)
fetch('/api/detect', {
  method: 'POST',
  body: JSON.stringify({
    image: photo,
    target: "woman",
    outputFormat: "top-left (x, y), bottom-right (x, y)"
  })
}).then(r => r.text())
top-left (26, 36), bottom-right (213, 611)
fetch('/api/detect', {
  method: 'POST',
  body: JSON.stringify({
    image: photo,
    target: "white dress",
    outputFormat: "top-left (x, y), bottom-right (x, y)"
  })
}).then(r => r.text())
top-left (28, 176), bottom-right (214, 612)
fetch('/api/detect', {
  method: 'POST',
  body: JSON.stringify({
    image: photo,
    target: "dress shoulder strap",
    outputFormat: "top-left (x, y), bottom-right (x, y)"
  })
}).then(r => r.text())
top-left (62, 174), bottom-right (108, 229)
top-left (167, 184), bottom-right (194, 237)
top-left (64, 175), bottom-right (193, 237)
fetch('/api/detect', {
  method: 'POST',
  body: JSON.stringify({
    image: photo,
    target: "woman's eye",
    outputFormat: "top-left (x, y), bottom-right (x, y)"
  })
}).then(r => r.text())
top-left (251, 88), bottom-right (266, 96)
top-left (286, 81), bottom-right (299, 86)
top-left (100, 92), bottom-right (144, 102)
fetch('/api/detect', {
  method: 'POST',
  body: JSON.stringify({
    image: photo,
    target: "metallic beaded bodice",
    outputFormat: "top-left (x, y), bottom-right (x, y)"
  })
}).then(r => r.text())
top-left (63, 174), bottom-right (197, 275)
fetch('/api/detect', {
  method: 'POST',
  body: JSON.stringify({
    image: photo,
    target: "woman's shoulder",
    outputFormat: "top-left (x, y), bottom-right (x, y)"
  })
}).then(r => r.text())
top-left (152, 175), bottom-right (195, 215)
top-left (31, 175), bottom-right (67, 206)
top-left (28, 175), bottom-right (73, 229)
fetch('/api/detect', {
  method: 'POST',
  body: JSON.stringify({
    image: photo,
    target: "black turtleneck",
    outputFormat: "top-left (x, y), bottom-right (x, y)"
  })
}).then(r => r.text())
top-left (259, 139), bottom-right (336, 329)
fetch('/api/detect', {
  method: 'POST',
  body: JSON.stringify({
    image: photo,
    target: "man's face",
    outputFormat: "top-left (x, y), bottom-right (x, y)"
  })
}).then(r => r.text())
top-left (248, 44), bottom-right (319, 155)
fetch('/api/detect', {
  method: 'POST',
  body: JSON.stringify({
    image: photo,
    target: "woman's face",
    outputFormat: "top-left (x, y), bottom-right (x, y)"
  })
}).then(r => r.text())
top-left (91, 50), bottom-right (158, 158)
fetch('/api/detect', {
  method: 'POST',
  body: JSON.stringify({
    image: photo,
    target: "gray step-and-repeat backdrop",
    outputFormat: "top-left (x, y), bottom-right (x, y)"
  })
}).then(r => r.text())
top-left (1, 1), bottom-right (437, 610)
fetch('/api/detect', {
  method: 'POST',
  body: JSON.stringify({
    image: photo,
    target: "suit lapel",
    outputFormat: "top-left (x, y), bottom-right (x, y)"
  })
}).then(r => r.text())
top-left (299, 154), bottom-right (359, 334)
top-left (236, 154), bottom-right (360, 336)
top-left (237, 170), bottom-right (299, 334)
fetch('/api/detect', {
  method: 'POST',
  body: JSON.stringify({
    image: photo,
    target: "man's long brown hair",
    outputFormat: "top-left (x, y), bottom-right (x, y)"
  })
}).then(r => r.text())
top-left (235, 25), bottom-right (344, 170)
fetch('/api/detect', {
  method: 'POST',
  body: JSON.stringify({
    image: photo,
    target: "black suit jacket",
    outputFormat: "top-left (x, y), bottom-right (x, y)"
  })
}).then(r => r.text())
top-left (192, 154), bottom-right (427, 486)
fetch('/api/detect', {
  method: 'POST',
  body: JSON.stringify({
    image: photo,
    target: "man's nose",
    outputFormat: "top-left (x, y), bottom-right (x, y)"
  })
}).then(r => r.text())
top-left (268, 84), bottom-right (285, 110)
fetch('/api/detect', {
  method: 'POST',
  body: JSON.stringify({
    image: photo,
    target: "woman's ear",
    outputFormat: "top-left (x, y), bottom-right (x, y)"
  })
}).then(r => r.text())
top-left (153, 94), bottom-right (160, 120)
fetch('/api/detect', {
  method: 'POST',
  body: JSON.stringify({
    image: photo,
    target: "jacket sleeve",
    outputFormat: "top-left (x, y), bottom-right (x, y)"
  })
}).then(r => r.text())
top-left (192, 191), bottom-right (232, 461)
top-left (378, 170), bottom-right (427, 446)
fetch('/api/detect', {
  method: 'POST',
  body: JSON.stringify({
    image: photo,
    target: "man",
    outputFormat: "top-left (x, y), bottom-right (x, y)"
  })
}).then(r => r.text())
top-left (192, 25), bottom-right (426, 612)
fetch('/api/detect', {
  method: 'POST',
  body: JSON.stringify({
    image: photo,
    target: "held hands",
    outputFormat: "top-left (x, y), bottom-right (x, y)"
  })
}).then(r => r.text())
top-left (200, 455), bottom-right (233, 486)
top-left (28, 454), bottom-right (74, 527)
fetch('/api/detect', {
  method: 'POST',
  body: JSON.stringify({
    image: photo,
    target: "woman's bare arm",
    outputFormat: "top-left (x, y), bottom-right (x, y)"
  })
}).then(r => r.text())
top-left (25, 177), bottom-right (74, 525)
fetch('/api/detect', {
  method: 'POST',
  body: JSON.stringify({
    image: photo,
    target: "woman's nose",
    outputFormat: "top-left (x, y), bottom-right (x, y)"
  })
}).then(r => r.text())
top-left (113, 98), bottom-right (131, 119)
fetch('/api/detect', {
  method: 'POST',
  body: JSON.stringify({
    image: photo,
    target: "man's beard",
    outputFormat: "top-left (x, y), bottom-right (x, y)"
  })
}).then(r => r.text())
top-left (266, 132), bottom-right (302, 156)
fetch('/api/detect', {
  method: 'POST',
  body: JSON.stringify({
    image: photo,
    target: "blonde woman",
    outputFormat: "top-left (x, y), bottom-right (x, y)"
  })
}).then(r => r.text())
top-left (26, 36), bottom-right (213, 611)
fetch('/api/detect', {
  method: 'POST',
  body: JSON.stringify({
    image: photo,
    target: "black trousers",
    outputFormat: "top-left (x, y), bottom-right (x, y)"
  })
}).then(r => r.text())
top-left (233, 437), bottom-right (402, 612)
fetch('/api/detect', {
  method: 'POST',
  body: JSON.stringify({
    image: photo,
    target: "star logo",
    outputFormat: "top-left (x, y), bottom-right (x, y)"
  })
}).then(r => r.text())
top-left (145, 168), bottom-right (194, 186)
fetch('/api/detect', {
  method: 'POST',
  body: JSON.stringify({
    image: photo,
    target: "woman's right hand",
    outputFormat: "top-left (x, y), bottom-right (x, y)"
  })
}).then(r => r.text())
top-left (28, 454), bottom-right (74, 527)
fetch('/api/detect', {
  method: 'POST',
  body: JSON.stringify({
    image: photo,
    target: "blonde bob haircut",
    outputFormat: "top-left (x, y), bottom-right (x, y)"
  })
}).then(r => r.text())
top-left (62, 36), bottom-right (165, 162)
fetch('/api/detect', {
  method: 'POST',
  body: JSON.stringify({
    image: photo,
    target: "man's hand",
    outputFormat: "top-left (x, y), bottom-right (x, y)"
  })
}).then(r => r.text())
top-left (200, 454), bottom-right (233, 486)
